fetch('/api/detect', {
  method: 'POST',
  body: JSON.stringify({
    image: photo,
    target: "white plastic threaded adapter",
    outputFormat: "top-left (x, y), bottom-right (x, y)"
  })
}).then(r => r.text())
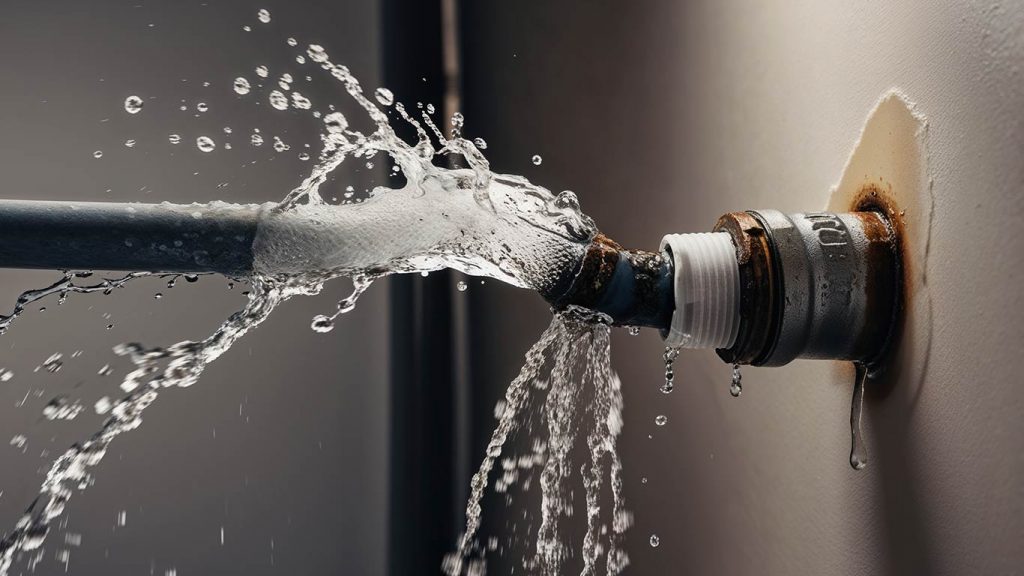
top-left (660, 232), bottom-right (741, 349)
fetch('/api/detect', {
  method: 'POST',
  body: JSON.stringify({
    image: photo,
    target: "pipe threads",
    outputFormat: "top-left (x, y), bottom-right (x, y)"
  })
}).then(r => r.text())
top-left (660, 232), bottom-right (740, 349)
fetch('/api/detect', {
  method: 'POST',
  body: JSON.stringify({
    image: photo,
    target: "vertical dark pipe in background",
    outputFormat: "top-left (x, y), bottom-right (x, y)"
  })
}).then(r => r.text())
top-left (382, 0), bottom-right (464, 573)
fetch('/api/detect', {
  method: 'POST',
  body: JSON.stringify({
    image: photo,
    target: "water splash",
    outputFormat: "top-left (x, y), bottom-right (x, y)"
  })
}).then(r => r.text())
top-left (0, 37), bottom-right (611, 575)
top-left (0, 271), bottom-right (150, 335)
top-left (443, 308), bottom-right (629, 575)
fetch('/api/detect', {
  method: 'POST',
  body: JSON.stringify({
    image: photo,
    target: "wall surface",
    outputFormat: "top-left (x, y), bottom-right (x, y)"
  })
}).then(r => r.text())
top-left (461, 1), bottom-right (1023, 574)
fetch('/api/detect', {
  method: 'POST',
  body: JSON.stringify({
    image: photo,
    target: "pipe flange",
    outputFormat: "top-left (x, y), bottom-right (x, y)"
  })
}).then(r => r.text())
top-left (712, 212), bottom-right (778, 365)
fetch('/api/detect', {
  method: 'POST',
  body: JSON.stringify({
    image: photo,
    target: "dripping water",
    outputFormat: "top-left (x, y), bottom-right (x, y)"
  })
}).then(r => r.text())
top-left (849, 362), bottom-right (869, 470)
top-left (0, 34), bottom-right (620, 576)
top-left (729, 363), bottom-right (742, 397)
top-left (660, 346), bottom-right (680, 394)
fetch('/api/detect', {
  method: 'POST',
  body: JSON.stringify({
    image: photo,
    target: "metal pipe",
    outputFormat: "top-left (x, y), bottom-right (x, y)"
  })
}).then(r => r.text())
top-left (0, 200), bottom-right (900, 361)
top-left (710, 209), bottom-right (900, 366)
top-left (547, 209), bottom-right (901, 366)
top-left (0, 199), bottom-right (265, 275)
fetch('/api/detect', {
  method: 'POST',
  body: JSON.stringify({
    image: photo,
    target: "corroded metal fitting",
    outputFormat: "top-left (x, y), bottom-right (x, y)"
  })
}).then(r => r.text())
top-left (714, 210), bottom-right (900, 366)
top-left (543, 233), bottom-right (674, 329)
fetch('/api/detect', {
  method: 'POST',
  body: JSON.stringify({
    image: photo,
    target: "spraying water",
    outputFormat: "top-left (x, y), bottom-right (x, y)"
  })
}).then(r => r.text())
top-left (0, 29), bottom-right (629, 575)
top-left (442, 307), bottom-right (629, 575)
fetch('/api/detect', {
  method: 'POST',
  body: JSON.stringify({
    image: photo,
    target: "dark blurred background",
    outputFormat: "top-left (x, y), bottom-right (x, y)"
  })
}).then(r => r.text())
top-left (1, 1), bottom-right (1021, 575)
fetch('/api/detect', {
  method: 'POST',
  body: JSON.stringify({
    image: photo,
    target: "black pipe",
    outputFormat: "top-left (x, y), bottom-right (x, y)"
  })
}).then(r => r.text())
top-left (0, 199), bottom-right (262, 275)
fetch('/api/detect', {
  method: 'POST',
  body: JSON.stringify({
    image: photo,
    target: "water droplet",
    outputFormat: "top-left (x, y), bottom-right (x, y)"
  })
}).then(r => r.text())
top-left (94, 397), bottom-right (112, 415)
top-left (257, 8), bottom-right (271, 23)
top-left (124, 95), bottom-right (144, 114)
top-left (627, 326), bottom-right (640, 336)
top-left (184, 274), bottom-right (199, 283)
top-left (729, 363), bottom-right (743, 397)
top-left (291, 92), bottom-right (311, 110)
top-left (307, 44), bottom-right (328, 63)
top-left (310, 315), bottom-right (334, 333)
top-left (654, 415), bottom-right (667, 426)
top-left (154, 293), bottom-right (163, 299)
top-left (242, 25), bottom-right (251, 32)
top-left (92, 150), bottom-right (103, 159)
top-left (0, 368), bottom-right (13, 382)
top-left (97, 364), bottom-right (112, 376)
top-left (196, 136), bottom-right (216, 152)
top-left (298, 152), bottom-right (309, 161)
top-left (272, 136), bottom-right (289, 152)
top-left (531, 154), bottom-right (542, 165)
top-left (374, 87), bottom-right (394, 106)
top-left (295, 55), bottom-right (306, 64)
top-left (255, 65), bottom-right (269, 78)
top-left (106, 324), bottom-right (113, 330)
top-left (196, 102), bottom-right (209, 113)
top-left (457, 281), bottom-right (468, 292)
top-left (168, 134), bottom-right (181, 145)
top-left (251, 133), bottom-right (264, 146)
top-left (269, 90), bottom-right (288, 111)
top-left (124, 139), bottom-right (136, 148)
top-left (286, 37), bottom-right (297, 47)
top-left (233, 77), bottom-right (251, 95)
top-left (640, 477), bottom-right (648, 484)
top-left (850, 363), bottom-right (869, 470)
top-left (324, 111), bottom-right (348, 133)
top-left (660, 346), bottom-right (680, 394)
top-left (649, 535), bottom-right (660, 548)
top-left (9, 435), bottom-right (26, 449)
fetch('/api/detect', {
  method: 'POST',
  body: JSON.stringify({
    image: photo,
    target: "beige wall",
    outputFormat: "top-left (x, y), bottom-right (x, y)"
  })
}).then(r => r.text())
top-left (462, 1), bottom-right (1023, 573)
top-left (651, 3), bottom-right (1023, 574)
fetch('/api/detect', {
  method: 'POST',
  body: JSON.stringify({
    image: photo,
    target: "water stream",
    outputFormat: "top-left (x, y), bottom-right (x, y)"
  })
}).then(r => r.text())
top-left (442, 308), bottom-right (629, 575)
top-left (0, 24), bottom-right (628, 576)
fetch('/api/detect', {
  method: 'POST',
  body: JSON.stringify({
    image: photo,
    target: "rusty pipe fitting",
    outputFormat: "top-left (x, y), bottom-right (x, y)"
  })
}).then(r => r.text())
top-left (541, 233), bottom-right (674, 329)
top-left (713, 210), bottom-right (900, 366)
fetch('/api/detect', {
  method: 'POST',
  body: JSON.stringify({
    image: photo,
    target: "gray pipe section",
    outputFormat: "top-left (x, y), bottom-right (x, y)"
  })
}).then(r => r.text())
top-left (0, 199), bottom-right (266, 275)
top-left (0, 199), bottom-right (677, 331)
